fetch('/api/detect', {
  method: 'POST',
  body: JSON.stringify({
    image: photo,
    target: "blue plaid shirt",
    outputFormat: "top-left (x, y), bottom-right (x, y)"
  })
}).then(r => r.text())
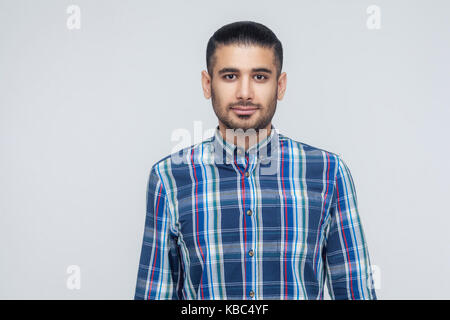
top-left (134, 124), bottom-right (377, 300)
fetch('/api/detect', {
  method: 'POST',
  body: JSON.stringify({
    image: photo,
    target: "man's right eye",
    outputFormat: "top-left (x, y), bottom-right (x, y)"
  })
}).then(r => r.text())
top-left (223, 74), bottom-right (236, 80)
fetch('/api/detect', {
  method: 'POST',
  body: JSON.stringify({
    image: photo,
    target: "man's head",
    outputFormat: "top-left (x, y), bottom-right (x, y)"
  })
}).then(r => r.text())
top-left (202, 21), bottom-right (287, 134)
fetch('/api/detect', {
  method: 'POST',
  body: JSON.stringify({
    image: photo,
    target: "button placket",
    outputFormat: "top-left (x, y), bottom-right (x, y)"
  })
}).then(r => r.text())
top-left (239, 152), bottom-right (255, 300)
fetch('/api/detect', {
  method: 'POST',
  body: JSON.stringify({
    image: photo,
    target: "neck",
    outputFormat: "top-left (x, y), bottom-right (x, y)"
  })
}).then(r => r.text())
top-left (218, 122), bottom-right (272, 151)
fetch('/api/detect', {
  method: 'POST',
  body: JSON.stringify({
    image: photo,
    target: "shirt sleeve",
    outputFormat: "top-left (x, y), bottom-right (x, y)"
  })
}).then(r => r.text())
top-left (134, 165), bottom-right (182, 300)
top-left (323, 155), bottom-right (377, 300)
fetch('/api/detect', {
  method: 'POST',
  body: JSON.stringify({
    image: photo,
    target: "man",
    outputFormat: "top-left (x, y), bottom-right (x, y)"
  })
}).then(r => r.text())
top-left (134, 21), bottom-right (377, 300)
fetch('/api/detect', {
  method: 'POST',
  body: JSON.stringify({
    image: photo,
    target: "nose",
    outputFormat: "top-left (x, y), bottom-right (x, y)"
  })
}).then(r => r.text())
top-left (236, 75), bottom-right (254, 101)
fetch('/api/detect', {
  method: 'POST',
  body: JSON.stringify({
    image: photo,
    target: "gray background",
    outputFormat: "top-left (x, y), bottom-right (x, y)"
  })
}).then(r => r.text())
top-left (1, 0), bottom-right (449, 299)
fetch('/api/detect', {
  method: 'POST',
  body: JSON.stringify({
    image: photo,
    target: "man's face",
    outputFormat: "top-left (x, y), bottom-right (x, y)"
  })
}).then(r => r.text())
top-left (203, 44), bottom-right (286, 132)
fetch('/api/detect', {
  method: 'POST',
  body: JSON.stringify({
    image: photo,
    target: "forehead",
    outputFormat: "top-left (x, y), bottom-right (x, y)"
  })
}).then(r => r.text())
top-left (213, 44), bottom-right (276, 72)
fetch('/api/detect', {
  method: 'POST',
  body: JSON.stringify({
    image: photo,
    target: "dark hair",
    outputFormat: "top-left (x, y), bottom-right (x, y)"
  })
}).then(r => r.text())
top-left (206, 21), bottom-right (283, 79)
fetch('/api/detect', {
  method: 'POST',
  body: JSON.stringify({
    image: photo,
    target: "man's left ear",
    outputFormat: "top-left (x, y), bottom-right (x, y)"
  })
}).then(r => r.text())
top-left (277, 72), bottom-right (287, 99)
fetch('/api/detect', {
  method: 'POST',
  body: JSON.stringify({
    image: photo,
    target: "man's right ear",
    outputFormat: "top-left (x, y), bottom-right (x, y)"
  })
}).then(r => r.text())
top-left (201, 70), bottom-right (212, 99)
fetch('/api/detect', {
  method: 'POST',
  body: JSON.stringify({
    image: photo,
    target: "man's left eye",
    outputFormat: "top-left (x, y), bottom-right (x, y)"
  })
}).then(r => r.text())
top-left (255, 75), bottom-right (267, 80)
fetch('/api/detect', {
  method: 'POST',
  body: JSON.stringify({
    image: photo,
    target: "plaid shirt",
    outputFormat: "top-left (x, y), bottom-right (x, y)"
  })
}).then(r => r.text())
top-left (134, 124), bottom-right (377, 300)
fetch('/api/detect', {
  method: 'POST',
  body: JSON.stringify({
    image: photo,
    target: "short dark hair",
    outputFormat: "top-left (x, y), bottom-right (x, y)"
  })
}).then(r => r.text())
top-left (206, 21), bottom-right (283, 79)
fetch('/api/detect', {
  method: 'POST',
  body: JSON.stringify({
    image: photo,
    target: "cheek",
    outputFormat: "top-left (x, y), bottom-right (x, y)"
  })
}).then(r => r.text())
top-left (256, 87), bottom-right (276, 104)
top-left (214, 85), bottom-right (235, 105)
top-left (216, 83), bottom-right (235, 95)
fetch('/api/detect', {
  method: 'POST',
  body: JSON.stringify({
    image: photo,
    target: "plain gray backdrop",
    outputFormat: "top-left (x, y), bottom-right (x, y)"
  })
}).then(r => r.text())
top-left (1, 0), bottom-right (449, 299)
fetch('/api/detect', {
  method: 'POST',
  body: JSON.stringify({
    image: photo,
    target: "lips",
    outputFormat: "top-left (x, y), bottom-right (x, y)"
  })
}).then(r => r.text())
top-left (231, 106), bottom-right (259, 116)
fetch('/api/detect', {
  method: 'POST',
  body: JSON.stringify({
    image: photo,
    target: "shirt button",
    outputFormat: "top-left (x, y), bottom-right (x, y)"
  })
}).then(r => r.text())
top-left (246, 209), bottom-right (252, 216)
top-left (248, 250), bottom-right (254, 257)
top-left (249, 290), bottom-right (255, 298)
top-left (245, 171), bottom-right (250, 177)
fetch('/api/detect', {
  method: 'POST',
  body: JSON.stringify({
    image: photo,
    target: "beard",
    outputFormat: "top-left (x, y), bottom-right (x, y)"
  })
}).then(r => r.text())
top-left (211, 86), bottom-right (278, 132)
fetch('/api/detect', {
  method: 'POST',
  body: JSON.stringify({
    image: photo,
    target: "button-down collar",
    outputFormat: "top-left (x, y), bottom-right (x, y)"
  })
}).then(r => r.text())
top-left (211, 124), bottom-right (279, 165)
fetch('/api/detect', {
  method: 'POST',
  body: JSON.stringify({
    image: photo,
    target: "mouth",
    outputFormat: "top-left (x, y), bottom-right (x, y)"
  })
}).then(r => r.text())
top-left (230, 106), bottom-right (259, 116)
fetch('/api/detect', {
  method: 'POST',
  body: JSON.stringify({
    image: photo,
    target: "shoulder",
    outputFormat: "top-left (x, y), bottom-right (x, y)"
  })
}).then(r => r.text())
top-left (149, 135), bottom-right (215, 176)
top-left (278, 132), bottom-right (342, 163)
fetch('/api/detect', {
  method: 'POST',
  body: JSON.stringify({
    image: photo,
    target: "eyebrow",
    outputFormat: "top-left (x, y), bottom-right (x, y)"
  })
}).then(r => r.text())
top-left (217, 67), bottom-right (273, 75)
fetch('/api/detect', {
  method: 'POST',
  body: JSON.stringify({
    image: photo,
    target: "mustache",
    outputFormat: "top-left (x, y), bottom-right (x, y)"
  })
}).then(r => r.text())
top-left (230, 102), bottom-right (260, 108)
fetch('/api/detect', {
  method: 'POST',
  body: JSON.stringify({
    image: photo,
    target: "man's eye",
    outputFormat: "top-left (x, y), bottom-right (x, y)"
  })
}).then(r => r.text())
top-left (223, 74), bottom-right (267, 80)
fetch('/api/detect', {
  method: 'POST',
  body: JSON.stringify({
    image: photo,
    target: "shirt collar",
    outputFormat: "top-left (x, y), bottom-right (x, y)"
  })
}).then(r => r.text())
top-left (211, 124), bottom-right (279, 164)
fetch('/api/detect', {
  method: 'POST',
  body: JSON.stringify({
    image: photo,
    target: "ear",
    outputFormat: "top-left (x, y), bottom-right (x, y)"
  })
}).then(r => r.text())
top-left (277, 72), bottom-right (287, 100)
top-left (201, 70), bottom-right (212, 99)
